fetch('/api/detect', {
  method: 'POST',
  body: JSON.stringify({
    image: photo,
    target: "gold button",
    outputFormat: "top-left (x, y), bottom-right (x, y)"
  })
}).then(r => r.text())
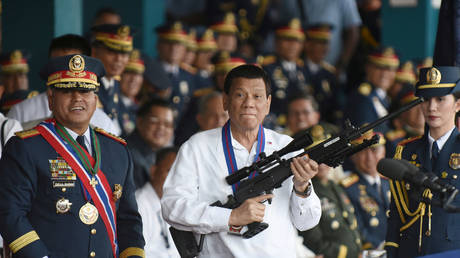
top-left (61, 188), bottom-right (66, 192)
top-left (442, 171), bottom-right (448, 178)
top-left (90, 251), bottom-right (96, 257)
top-left (91, 229), bottom-right (96, 235)
top-left (342, 211), bottom-right (348, 218)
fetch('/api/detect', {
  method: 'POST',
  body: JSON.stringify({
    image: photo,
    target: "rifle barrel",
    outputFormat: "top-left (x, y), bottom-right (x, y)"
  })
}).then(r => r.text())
top-left (358, 97), bottom-right (424, 135)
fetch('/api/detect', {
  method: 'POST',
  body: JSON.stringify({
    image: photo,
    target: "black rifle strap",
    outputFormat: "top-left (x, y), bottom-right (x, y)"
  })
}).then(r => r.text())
top-left (1, 119), bottom-right (7, 147)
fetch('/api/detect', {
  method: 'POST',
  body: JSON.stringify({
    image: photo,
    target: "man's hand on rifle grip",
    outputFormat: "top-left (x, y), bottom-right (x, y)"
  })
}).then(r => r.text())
top-left (228, 194), bottom-right (273, 226)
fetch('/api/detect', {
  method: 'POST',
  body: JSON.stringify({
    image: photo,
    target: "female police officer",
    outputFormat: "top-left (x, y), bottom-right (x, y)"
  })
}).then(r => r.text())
top-left (385, 66), bottom-right (460, 257)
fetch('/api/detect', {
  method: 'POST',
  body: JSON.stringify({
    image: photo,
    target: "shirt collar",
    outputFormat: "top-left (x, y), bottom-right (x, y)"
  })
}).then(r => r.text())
top-left (101, 76), bottom-right (115, 90)
top-left (306, 59), bottom-right (320, 74)
top-left (362, 173), bottom-right (381, 186)
top-left (281, 60), bottom-right (296, 72)
top-left (375, 88), bottom-right (387, 100)
top-left (162, 62), bottom-right (179, 75)
top-left (121, 95), bottom-right (134, 107)
top-left (428, 126), bottom-right (455, 154)
top-left (64, 126), bottom-right (92, 155)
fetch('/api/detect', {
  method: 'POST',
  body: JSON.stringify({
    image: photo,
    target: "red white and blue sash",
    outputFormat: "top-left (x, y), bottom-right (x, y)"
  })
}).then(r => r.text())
top-left (222, 120), bottom-right (265, 193)
top-left (36, 119), bottom-right (118, 257)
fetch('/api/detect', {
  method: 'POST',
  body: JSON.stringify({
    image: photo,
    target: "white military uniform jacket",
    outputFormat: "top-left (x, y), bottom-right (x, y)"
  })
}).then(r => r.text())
top-left (7, 92), bottom-right (121, 135)
top-left (161, 127), bottom-right (321, 258)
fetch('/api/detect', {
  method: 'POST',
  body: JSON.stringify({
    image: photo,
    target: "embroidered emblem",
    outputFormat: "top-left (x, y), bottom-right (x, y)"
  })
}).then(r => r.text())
top-left (449, 153), bottom-right (460, 169)
top-left (69, 55), bottom-right (85, 72)
top-left (426, 67), bottom-right (441, 84)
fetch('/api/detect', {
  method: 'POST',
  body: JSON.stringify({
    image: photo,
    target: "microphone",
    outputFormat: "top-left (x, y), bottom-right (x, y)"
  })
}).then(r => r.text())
top-left (377, 158), bottom-right (446, 192)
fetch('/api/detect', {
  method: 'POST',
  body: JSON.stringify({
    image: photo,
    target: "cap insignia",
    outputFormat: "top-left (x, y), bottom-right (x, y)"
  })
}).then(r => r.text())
top-left (172, 22), bottom-right (182, 31)
top-left (289, 19), bottom-right (301, 30)
top-left (10, 50), bottom-right (22, 64)
top-left (383, 47), bottom-right (395, 57)
top-left (117, 25), bottom-right (130, 38)
top-left (427, 67), bottom-right (441, 84)
top-left (224, 13), bottom-right (235, 24)
top-left (69, 55), bottom-right (85, 72)
top-left (130, 49), bottom-right (140, 61)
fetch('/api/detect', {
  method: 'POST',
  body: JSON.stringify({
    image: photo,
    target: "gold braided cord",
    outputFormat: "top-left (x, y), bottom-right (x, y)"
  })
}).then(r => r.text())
top-left (400, 214), bottom-right (421, 232)
top-left (389, 179), bottom-right (406, 223)
top-left (396, 180), bottom-right (423, 216)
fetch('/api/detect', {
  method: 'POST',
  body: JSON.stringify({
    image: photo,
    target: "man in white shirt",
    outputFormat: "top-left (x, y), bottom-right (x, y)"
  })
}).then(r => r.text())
top-left (136, 147), bottom-right (180, 258)
top-left (161, 64), bottom-right (321, 258)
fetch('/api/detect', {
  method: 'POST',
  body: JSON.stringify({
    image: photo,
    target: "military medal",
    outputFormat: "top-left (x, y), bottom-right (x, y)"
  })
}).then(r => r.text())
top-left (54, 123), bottom-right (103, 226)
top-left (56, 198), bottom-right (72, 213)
top-left (79, 202), bottom-right (99, 225)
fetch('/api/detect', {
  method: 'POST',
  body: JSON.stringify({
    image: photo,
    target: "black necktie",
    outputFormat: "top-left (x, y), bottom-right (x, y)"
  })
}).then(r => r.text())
top-left (76, 135), bottom-right (88, 153)
top-left (432, 141), bottom-right (439, 167)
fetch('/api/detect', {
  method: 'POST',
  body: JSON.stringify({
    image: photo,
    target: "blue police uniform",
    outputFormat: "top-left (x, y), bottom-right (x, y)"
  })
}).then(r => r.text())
top-left (164, 65), bottom-right (197, 121)
top-left (263, 56), bottom-right (311, 128)
top-left (346, 82), bottom-right (391, 133)
top-left (99, 78), bottom-right (122, 121)
top-left (342, 172), bottom-right (390, 249)
top-left (0, 54), bottom-right (144, 258)
top-left (118, 98), bottom-right (138, 138)
top-left (385, 66), bottom-right (460, 258)
top-left (386, 131), bottom-right (460, 257)
top-left (0, 128), bottom-right (144, 258)
top-left (304, 61), bottom-right (343, 125)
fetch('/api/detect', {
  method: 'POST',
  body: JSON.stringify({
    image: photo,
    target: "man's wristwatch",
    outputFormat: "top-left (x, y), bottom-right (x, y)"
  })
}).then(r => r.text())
top-left (294, 182), bottom-right (312, 197)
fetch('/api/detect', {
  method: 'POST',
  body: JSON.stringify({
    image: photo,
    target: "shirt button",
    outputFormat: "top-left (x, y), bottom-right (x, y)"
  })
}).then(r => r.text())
top-left (91, 229), bottom-right (96, 235)
top-left (90, 251), bottom-right (96, 257)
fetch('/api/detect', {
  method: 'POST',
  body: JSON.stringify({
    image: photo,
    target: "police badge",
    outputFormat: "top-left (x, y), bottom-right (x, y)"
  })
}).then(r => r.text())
top-left (449, 153), bottom-right (460, 169)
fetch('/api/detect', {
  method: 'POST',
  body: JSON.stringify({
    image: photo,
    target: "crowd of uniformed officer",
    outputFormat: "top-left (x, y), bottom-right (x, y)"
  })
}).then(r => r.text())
top-left (0, 2), bottom-right (458, 258)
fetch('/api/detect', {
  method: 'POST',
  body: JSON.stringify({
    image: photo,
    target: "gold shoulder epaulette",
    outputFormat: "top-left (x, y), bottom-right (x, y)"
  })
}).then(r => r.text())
top-left (397, 135), bottom-right (422, 146)
top-left (15, 128), bottom-right (40, 139)
top-left (385, 129), bottom-right (406, 141)
top-left (27, 90), bottom-right (39, 99)
top-left (180, 63), bottom-right (197, 75)
top-left (94, 127), bottom-right (127, 145)
top-left (296, 59), bottom-right (304, 67)
top-left (358, 83), bottom-right (372, 96)
top-left (262, 55), bottom-right (276, 66)
top-left (320, 61), bottom-right (336, 74)
top-left (341, 173), bottom-right (359, 188)
top-left (193, 87), bottom-right (215, 98)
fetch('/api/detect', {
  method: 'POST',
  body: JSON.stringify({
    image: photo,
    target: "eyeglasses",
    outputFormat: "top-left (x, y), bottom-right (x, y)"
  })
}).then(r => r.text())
top-left (147, 116), bottom-right (174, 128)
